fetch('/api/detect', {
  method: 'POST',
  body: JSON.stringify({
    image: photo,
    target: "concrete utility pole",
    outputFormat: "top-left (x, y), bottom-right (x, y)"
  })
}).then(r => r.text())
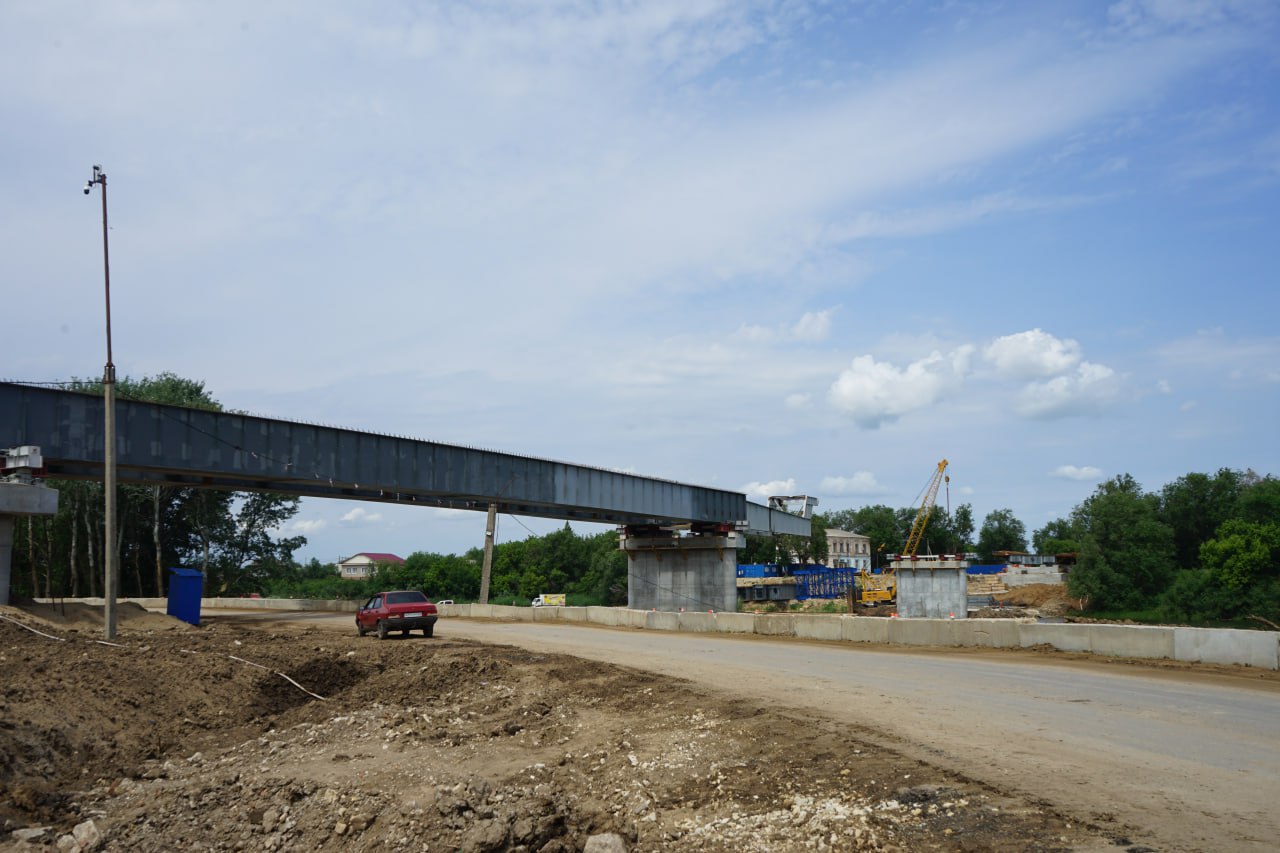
top-left (479, 503), bottom-right (496, 605)
top-left (85, 165), bottom-right (117, 640)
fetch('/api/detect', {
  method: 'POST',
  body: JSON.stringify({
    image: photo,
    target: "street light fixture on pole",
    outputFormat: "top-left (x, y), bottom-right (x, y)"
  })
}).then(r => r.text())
top-left (84, 165), bottom-right (117, 640)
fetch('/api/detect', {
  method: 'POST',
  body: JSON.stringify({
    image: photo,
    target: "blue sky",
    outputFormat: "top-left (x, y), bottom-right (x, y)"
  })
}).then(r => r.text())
top-left (3, 0), bottom-right (1278, 564)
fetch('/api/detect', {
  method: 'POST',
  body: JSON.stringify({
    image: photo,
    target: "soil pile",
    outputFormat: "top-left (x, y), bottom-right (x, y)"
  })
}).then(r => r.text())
top-left (995, 584), bottom-right (1079, 616)
top-left (1, 605), bottom-right (1120, 851)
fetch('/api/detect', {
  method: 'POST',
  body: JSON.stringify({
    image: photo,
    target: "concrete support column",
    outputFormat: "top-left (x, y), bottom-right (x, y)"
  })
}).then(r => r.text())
top-left (895, 556), bottom-right (968, 618)
top-left (622, 528), bottom-right (742, 613)
top-left (0, 481), bottom-right (60, 606)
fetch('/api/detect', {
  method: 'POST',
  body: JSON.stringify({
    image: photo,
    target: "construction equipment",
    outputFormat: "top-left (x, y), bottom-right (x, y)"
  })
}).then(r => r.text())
top-left (857, 459), bottom-right (949, 605)
top-left (902, 459), bottom-right (949, 558)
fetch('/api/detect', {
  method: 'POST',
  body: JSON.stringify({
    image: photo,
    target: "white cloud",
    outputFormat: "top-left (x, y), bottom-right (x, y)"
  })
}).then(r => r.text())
top-left (735, 310), bottom-right (834, 345)
top-left (824, 193), bottom-right (1094, 242)
top-left (341, 507), bottom-right (383, 524)
top-left (1157, 329), bottom-right (1280, 384)
top-left (984, 329), bottom-right (1082, 380)
top-left (288, 519), bottom-right (329, 535)
top-left (784, 393), bottom-right (811, 409)
top-left (828, 348), bottom-right (974, 429)
top-left (1051, 465), bottom-right (1104, 481)
top-left (1108, 0), bottom-right (1269, 35)
top-left (740, 479), bottom-right (797, 501)
top-left (819, 473), bottom-right (886, 496)
top-left (1016, 362), bottom-right (1123, 418)
top-left (792, 310), bottom-right (832, 341)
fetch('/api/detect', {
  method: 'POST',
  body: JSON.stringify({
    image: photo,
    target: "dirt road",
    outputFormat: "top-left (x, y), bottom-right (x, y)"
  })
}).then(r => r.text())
top-left (4, 604), bottom-right (1277, 852)
top-left (288, 610), bottom-right (1280, 853)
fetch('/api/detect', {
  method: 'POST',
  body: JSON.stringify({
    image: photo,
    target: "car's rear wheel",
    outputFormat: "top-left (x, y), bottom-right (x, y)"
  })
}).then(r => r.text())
top-left (376, 620), bottom-right (388, 640)
top-left (423, 624), bottom-right (434, 638)
top-left (356, 618), bottom-right (366, 637)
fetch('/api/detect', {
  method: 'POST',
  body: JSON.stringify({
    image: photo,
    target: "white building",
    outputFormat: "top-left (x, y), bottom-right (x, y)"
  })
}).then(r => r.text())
top-left (338, 552), bottom-right (404, 580)
top-left (825, 529), bottom-right (871, 571)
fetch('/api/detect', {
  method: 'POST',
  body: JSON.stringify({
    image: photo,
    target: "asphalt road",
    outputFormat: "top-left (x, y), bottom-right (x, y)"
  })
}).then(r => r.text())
top-left (230, 610), bottom-right (1280, 853)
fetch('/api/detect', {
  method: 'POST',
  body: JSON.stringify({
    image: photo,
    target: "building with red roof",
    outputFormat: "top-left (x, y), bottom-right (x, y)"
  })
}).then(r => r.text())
top-left (338, 552), bottom-right (405, 580)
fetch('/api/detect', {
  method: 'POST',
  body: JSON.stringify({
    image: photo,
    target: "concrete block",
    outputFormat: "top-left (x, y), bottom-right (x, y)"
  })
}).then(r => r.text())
top-left (489, 605), bottom-right (530, 621)
top-left (713, 613), bottom-right (755, 634)
top-left (754, 614), bottom-right (795, 637)
top-left (645, 610), bottom-right (681, 632)
top-left (841, 617), bottom-right (890, 644)
top-left (1089, 624), bottom-right (1175, 661)
top-left (678, 612), bottom-right (718, 633)
top-left (1174, 627), bottom-right (1280, 670)
top-left (532, 606), bottom-right (561, 622)
top-left (585, 606), bottom-right (621, 627)
top-left (888, 618), bottom-right (958, 647)
top-left (617, 609), bottom-right (649, 629)
top-left (792, 614), bottom-right (843, 641)
top-left (559, 606), bottom-right (588, 623)
top-left (0, 481), bottom-right (59, 515)
top-left (964, 618), bottom-right (1022, 648)
top-left (1019, 622), bottom-right (1093, 652)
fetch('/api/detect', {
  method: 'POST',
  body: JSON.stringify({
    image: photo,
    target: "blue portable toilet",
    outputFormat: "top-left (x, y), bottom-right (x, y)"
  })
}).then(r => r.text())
top-left (167, 567), bottom-right (205, 626)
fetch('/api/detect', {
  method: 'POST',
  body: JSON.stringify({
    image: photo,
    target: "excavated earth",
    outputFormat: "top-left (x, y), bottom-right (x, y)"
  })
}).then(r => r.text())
top-left (1, 603), bottom-right (1146, 852)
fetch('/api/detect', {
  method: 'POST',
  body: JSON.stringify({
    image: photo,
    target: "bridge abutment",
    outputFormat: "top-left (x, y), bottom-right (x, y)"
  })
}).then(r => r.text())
top-left (622, 527), bottom-right (742, 613)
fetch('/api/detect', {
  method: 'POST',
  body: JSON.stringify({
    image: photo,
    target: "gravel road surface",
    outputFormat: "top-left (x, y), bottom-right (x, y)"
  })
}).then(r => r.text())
top-left (278, 611), bottom-right (1280, 853)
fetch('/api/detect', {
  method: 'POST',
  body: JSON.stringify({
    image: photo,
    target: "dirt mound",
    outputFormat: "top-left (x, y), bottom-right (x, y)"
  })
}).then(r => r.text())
top-left (4, 601), bottom-right (187, 633)
top-left (995, 584), bottom-right (1078, 615)
top-left (0, 606), bottom-right (1113, 851)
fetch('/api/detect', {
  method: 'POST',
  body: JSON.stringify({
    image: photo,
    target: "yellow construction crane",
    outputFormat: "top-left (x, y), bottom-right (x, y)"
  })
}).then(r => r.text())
top-left (856, 458), bottom-right (949, 606)
top-left (902, 458), bottom-right (949, 558)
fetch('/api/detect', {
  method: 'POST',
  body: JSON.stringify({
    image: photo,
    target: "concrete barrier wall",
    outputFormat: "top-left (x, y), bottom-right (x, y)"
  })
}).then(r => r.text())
top-left (39, 598), bottom-right (1277, 670)
top-left (1174, 626), bottom-right (1280, 669)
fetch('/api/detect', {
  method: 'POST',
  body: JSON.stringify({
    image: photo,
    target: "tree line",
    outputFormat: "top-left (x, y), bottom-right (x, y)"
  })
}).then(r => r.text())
top-left (270, 525), bottom-right (628, 607)
top-left (743, 469), bottom-right (1278, 626)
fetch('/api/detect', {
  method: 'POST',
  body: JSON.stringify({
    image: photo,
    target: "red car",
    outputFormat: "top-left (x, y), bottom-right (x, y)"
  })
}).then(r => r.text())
top-left (356, 590), bottom-right (439, 639)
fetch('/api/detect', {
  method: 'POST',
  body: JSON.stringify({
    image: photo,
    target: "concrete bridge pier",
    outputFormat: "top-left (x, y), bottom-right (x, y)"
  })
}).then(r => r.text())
top-left (895, 555), bottom-right (969, 618)
top-left (622, 526), bottom-right (742, 613)
top-left (0, 480), bottom-right (60, 606)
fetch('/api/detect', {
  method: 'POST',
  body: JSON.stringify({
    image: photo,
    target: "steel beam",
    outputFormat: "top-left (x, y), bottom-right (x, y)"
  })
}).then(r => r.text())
top-left (0, 383), bottom-right (809, 535)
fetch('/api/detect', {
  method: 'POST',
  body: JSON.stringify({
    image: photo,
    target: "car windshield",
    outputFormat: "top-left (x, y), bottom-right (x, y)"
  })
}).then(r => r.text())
top-left (385, 591), bottom-right (429, 605)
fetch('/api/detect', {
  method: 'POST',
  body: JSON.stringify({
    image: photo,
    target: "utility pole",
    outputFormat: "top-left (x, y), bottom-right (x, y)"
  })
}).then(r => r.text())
top-left (85, 165), bottom-right (117, 640)
top-left (479, 503), bottom-right (496, 605)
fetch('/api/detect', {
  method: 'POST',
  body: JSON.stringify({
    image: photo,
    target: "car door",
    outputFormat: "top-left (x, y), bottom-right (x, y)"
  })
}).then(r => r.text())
top-left (359, 594), bottom-right (383, 628)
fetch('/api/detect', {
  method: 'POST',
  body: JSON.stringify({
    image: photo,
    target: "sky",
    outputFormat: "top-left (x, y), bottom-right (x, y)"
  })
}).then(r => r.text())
top-left (3, 0), bottom-right (1278, 564)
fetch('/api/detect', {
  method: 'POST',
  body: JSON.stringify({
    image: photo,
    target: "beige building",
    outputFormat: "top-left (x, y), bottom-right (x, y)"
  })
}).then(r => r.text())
top-left (338, 552), bottom-right (404, 580)
top-left (825, 529), bottom-right (871, 570)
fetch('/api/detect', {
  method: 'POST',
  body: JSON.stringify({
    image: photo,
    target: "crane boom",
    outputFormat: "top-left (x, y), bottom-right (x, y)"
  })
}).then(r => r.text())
top-left (902, 459), bottom-right (949, 558)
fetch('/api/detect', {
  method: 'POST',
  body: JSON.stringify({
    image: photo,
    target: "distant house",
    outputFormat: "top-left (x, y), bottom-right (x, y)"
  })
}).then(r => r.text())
top-left (338, 552), bottom-right (405, 580)
top-left (825, 529), bottom-right (871, 571)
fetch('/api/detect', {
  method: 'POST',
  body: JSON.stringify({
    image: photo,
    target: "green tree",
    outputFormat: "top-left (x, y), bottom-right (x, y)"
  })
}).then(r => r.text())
top-left (841, 505), bottom-right (901, 568)
top-left (950, 503), bottom-right (975, 553)
top-left (740, 535), bottom-right (781, 565)
top-left (975, 509), bottom-right (1027, 563)
top-left (207, 492), bottom-right (306, 594)
top-left (1160, 469), bottom-right (1244, 569)
top-left (1236, 474), bottom-right (1280, 525)
top-left (1033, 518), bottom-right (1080, 555)
top-left (1067, 475), bottom-right (1174, 610)
top-left (1162, 519), bottom-right (1280, 623)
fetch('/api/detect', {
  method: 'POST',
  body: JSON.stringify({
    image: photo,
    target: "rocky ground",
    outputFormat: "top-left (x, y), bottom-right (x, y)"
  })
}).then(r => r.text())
top-left (1, 603), bottom-right (1147, 852)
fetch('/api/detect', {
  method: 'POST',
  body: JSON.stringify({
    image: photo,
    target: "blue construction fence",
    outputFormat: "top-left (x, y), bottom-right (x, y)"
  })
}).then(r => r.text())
top-left (740, 563), bottom-right (998, 600)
